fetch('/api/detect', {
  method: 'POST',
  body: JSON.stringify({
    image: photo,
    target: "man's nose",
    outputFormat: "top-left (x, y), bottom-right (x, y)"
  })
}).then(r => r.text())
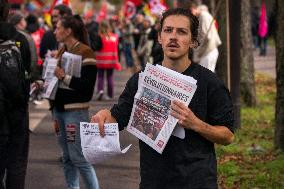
top-left (169, 30), bottom-right (177, 39)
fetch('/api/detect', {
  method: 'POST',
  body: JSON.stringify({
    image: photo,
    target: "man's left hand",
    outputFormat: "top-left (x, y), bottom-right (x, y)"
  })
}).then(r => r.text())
top-left (170, 100), bottom-right (199, 131)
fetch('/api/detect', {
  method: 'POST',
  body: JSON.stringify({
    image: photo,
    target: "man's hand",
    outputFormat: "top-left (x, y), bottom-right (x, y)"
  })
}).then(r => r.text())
top-left (170, 100), bottom-right (199, 131)
top-left (91, 109), bottom-right (117, 137)
top-left (170, 100), bottom-right (234, 145)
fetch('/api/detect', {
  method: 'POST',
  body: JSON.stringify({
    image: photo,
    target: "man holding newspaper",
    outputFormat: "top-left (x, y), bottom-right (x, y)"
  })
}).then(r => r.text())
top-left (91, 8), bottom-right (235, 189)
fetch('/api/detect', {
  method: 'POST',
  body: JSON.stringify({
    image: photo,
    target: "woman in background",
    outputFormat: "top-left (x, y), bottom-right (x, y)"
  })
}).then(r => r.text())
top-left (53, 15), bottom-right (99, 189)
top-left (95, 20), bottom-right (120, 101)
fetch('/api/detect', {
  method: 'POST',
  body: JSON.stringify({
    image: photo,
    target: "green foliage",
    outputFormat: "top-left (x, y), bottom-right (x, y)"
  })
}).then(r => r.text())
top-left (217, 73), bottom-right (284, 188)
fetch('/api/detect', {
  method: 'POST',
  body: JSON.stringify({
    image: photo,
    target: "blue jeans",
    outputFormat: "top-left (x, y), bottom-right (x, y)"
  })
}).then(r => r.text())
top-left (53, 109), bottom-right (99, 189)
top-left (123, 43), bottom-right (134, 68)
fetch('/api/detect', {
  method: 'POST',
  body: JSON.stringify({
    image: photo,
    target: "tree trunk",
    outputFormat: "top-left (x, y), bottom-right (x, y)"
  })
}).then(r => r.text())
top-left (215, 0), bottom-right (229, 86)
top-left (240, 0), bottom-right (257, 106)
top-left (274, 0), bottom-right (284, 151)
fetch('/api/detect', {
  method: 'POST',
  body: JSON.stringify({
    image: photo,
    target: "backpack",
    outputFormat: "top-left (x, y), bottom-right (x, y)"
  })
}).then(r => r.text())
top-left (0, 39), bottom-right (27, 108)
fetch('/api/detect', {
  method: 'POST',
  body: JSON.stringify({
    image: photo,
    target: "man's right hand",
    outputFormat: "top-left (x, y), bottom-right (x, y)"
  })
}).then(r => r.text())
top-left (91, 109), bottom-right (117, 137)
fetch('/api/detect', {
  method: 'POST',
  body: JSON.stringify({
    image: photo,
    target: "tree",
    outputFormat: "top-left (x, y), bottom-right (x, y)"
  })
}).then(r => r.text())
top-left (240, 0), bottom-right (257, 106)
top-left (274, 0), bottom-right (284, 151)
top-left (215, 0), bottom-right (229, 86)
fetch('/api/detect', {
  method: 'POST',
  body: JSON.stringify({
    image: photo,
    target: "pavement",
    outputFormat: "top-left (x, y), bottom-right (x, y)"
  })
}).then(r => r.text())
top-left (26, 46), bottom-right (276, 189)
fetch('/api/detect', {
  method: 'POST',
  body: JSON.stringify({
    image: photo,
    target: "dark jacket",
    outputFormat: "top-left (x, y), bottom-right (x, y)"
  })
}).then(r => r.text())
top-left (86, 21), bottom-right (102, 51)
top-left (39, 30), bottom-right (58, 59)
top-left (111, 63), bottom-right (235, 189)
top-left (52, 42), bottom-right (97, 112)
top-left (0, 22), bottom-right (30, 135)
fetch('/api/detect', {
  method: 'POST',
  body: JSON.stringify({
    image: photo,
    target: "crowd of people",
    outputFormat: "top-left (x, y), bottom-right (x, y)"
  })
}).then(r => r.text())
top-left (3, 0), bottom-right (266, 188)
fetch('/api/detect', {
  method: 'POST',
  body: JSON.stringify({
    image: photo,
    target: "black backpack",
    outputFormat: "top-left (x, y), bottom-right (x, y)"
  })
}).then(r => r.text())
top-left (0, 39), bottom-right (27, 108)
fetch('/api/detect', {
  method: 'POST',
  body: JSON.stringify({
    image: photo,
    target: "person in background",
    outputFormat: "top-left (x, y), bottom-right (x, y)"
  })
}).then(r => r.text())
top-left (251, 5), bottom-right (260, 49)
top-left (137, 16), bottom-right (154, 69)
top-left (132, 13), bottom-right (144, 51)
top-left (52, 15), bottom-right (99, 189)
top-left (121, 18), bottom-right (136, 74)
top-left (83, 11), bottom-right (102, 52)
top-left (95, 20), bottom-right (121, 101)
top-left (9, 13), bottom-right (39, 85)
top-left (258, 1), bottom-right (268, 56)
top-left (190, 3), bottom-right (221, 72)
top-left (0, 0), bottom-right (31, 188)
top-left (40, 4), bottom-right (72, 60)
top-left (91, 8), bottom-right (235, 189)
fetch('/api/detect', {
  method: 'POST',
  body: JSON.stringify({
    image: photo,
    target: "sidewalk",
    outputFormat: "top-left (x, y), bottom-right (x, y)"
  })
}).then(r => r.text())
top-left (254, 46), bottom-right (276, 78)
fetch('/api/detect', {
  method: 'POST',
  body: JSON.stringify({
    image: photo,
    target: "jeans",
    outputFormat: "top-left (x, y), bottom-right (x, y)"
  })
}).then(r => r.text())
top-left (123, 43), bottom-right (134, 68)
top-left (97, 69), bottom-right (114, 98)
top-left (0, 108), bottom-right (29, 189)
top-left (53, 109), bottom-right (99, 189)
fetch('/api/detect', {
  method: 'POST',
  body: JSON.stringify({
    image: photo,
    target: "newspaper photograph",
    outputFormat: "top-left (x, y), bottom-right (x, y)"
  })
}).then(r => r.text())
top-left (80, 122), bottom-right (132, 164)
top-left (127, 63), bottom-right (197, 154)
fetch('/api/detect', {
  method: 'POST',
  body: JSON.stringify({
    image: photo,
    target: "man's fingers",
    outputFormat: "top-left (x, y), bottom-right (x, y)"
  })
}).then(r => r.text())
top-left (172, 100), bottom-right (186, 109)
top-left (98, 119), bottom-right (105, 137)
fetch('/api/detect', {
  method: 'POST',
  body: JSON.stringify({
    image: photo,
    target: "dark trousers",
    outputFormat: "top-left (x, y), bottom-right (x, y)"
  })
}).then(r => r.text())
top-left (0, 108), bottom-right (29, 189)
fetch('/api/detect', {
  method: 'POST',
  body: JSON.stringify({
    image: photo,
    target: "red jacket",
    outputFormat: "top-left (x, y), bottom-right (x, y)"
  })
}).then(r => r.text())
top-left (96, 33), bottom-right (121, 70)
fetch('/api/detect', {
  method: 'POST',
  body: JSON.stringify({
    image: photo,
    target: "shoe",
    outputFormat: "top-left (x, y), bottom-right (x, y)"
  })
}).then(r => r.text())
top-left (104, 95), bottom-right (113, 101)
top-left (96, 90), bottom-right (104, 101)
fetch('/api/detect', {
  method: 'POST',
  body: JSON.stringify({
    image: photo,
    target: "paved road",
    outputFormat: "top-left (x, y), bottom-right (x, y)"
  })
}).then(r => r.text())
top-left (26, 46), bottom-right (276, 189)
top-left (254, 46), bottom-right (276, 78)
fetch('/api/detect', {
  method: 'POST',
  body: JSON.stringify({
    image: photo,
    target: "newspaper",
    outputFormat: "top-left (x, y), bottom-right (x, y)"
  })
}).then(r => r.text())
top-left (127, 63), bottom-right (197, 154)
top-left (41, 58), bottom-right (58, 100)
top-left (59, 52), bottom-right (82, 90)
top-left (80, 122), bottom-right (132, 164)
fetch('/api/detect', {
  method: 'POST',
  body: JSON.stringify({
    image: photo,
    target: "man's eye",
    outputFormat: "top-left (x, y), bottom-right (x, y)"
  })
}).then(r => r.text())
top-left (164, 28), bottom-right (172, 33)
top-left (178, 30), bottom-right (187, 34)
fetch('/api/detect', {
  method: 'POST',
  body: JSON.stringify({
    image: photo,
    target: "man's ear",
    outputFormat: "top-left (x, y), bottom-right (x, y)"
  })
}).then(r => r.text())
top-left (158, 33), bottom-right (162, 45)
top-left (190, 40), bottom-right (199, 49)
top-left (65, 28), bottom-right (72, 37)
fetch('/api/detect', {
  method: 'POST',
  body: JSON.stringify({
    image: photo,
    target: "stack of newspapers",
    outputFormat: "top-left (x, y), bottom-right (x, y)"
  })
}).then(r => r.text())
top-left (126, 63), bottom-right (197, 154)
top-left (41, 52), bottom-right (82, 99)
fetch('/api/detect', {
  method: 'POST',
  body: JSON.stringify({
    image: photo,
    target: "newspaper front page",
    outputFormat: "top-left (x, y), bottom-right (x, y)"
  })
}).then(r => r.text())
top-left (59, 52), bottom-right (82, 90)
top-left (127, 63), bottom-right (197, 154)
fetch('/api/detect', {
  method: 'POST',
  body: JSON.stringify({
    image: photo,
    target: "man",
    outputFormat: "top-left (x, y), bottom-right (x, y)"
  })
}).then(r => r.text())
top-left (0, 0), bottom-right (31, 188)
top-left (39, 4), bottom-right (72, 59)
top-left (190, 3), bottom-right (221, 72)
top-left (137, 16), bottom-right (154, 69)
top-left (83, 11), bottom-right (102, 52)
top-left (91, 8), bottom-right (235, 189)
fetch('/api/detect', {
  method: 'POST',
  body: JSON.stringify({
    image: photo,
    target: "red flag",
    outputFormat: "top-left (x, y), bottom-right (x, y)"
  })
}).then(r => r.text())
top-left (124, 0), bottom-right (137, 18)
top-left (126, 0), bottom-right (142, 6)
top-left (96, 1), bottom-right (107, 22)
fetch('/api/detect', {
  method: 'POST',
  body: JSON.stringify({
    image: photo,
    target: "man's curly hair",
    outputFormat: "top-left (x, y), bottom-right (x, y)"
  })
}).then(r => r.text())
top-left (159, 8), bottom-right (199, 46)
